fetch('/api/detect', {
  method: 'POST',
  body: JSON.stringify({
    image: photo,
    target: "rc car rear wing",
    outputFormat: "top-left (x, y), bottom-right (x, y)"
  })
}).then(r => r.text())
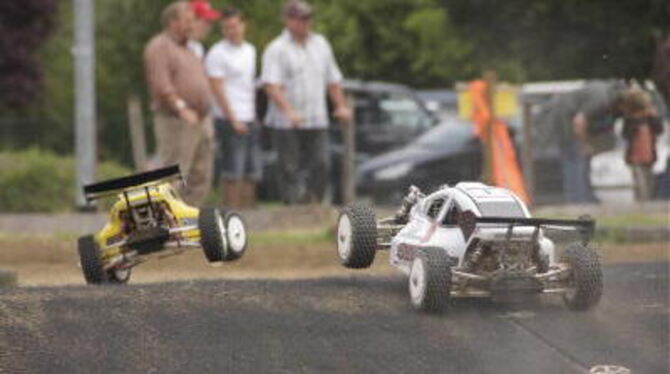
top-left (83, 165), bottom-right (183, 202)
top-left (459, 212), bottom-right (596, 245)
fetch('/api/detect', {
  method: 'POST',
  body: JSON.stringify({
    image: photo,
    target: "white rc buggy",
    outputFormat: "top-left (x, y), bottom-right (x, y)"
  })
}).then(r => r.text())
top-left (336, 182), bottom-right (602, 313)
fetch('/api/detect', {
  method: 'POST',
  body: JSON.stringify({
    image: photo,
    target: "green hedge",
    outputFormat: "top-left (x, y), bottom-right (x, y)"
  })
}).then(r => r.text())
top-left (0, 149), bottom-right (130, 212)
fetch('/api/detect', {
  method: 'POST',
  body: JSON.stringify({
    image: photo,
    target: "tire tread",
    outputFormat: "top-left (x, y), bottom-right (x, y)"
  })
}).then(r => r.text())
top-left (562, 242), bottom-right (603, 310)
top-left (415, 247), bottom-right (452, 313)
top-left (78, 235), bottom-right (106, 284)
top-left (340, 202), bottom-right (377, 269)
top-left (199, 207), bottom-right (225, 262)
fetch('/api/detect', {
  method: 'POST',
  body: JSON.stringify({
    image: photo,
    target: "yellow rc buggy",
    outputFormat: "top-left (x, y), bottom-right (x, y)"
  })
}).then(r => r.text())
top-left (77, 165), bottom-right (247, 284)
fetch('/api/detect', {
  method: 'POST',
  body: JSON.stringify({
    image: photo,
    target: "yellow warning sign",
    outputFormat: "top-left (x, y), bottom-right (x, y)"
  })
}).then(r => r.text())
top-left (458, 84), bottom-right (520, 120)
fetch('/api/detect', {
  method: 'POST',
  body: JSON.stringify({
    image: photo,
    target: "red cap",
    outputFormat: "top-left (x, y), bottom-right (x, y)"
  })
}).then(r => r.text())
top-left (190, 0), bottom-right (221, 21)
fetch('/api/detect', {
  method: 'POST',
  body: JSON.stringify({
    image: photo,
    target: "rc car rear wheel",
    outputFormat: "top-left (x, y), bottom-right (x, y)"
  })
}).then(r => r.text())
top-left (337, 203), bottom-right (377, 269)
top-left (77, 235), bottom-right (106, 284)
top-left (221, 211), bottom-right (247, 262)
top-left (199, 207), bottom-right (228, 262)
top-left (409, 248), bottom-right (452, 313)
top-left (562, 242), bottom-right (603, 311)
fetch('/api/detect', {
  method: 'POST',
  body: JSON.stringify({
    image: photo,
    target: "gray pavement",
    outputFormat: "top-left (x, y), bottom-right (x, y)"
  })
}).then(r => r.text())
top-left (0, 262), bottom-right (667, 373)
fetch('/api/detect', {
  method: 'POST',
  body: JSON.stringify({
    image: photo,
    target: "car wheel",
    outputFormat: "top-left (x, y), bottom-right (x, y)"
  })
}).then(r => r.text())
top-left (77, 235), bottom-right (107, 284)
top-left (222, 211), bottom-right (247, 261)
top-left (337, 202), bottom-right (377, 269)
top-left (562, 242), bottom-right (603, 311)
top-left (198, 207), bottom-right (227, 262)
top-left (409, 248), bottom-right (452, 313)
top-left (107, 267), bottom-right (131, 284)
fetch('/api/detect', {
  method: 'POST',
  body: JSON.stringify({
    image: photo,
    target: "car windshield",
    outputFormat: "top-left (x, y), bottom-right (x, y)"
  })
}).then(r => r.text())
top-left (355, 91), bottom-right (434, 130)
top-left (412, 119), bottom-right (475, 149)
top-left (378, 94), bottom-right (433, 128)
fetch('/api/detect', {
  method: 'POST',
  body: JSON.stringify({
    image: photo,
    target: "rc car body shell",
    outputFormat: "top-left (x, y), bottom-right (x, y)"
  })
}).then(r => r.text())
top-left (389, 182), bottom-right (555, 275)
top-left (96, 183), bottom-right (200, 261)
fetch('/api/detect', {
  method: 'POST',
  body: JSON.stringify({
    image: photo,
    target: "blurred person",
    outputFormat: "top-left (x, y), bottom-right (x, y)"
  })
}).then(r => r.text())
top-left (545, 80), bottom-right (627, 204)
top-left (261, 0), bottom-right (352, 204)
top-left (187, 0), bottom-right (220, 59)
top-left (652, 33), bottom-right (670, 109)
top-left (651, 33), bottom-right (670, 198)
top-left (144, 1), bottom-right (214, 206)
top-left (205, 6), bottom-right (260, 208)
top-left (620, 89), bottom-right (664, 201)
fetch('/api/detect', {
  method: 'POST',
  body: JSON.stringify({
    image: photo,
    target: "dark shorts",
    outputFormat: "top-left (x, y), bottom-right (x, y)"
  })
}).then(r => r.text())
top-left (214, 119), bottom-right (262, 181)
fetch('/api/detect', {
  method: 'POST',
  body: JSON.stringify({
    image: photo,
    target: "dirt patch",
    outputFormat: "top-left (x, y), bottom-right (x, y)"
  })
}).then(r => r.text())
top-left (0, 235), bottom-right (396, 286)
top-left (0, 235), bottom-right (667, 286)
top-left (597, 242), bottom-right (669, 264)
top-left (0, 206), bottom-right (339, 236)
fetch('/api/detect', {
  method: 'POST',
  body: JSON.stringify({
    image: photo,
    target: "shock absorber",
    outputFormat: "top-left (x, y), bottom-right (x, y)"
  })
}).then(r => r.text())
top-left (394, 185), bottom-right (424, 224)
top-left (464, 244), bottom-right (486, 272)
top-left (530, 227), bottom-right (548, 273)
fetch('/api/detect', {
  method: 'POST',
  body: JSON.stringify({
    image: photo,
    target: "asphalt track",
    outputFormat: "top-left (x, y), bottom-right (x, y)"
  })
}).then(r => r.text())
top-left (0, 262), bottom-right (667, 374)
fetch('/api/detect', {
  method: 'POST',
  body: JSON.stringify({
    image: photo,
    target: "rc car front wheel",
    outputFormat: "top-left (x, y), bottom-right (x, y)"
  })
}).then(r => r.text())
top-left (198, 207), bottom-right (228, 262)
top-left (337, 203), bottom-right (377, 269)
top-left (107, 268), bottom-right (131, 284)
top-left (562, 242), bottom-right (603, 311)
top-left (221, 211), bottom-right (247, 262)
top-left (77, 235), bottom-right (106, 284)
top-left (409, 248), bottom-right (452, 313)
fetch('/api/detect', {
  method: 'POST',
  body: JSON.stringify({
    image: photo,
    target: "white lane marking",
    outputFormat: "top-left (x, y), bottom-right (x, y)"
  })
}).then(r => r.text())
top-left (589, 365), bottom-right (631, 374)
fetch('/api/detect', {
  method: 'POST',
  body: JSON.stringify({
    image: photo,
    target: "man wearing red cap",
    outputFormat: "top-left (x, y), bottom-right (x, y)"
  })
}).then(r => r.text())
top-left (188, 0), bottom-right (221, 59)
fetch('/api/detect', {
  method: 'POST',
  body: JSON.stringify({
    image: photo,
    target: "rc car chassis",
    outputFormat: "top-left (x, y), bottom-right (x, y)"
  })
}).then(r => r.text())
top-left (77, 165), bottom-right (248, 284)
top-left (336, 182), bottom-right (603, 313)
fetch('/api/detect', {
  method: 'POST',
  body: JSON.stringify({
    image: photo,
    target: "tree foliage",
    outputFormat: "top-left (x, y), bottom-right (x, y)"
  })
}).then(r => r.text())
top-left (0, 148), bottom-right (129, 212)
top-left (445, 0), bottom-right (670, 81)
top-left (0, 0), bottom-right (59, 108)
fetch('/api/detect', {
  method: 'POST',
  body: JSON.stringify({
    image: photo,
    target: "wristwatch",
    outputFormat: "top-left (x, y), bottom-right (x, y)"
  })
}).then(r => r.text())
top-left (174, 98), bottom-right (187, 111)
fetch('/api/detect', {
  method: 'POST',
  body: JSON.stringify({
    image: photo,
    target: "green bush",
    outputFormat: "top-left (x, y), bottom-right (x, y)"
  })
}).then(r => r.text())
top-left (0, 149), bottom-right (130, 212)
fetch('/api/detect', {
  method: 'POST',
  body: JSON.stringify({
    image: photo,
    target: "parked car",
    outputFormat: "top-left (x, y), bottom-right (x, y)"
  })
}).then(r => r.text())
top-left (356, 117), bottom-right (483, 205)
top-left (415, 89), bottom-right (459, 123)
top-left (258, 80), bottom-right (439, 203)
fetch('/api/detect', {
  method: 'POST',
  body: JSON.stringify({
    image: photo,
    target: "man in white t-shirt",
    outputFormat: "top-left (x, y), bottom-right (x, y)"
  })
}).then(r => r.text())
top-left (188, 0), bottom-right (220, 59)
top-left (205, 6), bottom-right (260, 207)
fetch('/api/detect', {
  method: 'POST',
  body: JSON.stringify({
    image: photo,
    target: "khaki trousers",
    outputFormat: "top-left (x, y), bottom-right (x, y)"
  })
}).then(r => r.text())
top-left (153, 112), bottom-right (214, 206)
top-left (631, 164), bottom-right (654, 201)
